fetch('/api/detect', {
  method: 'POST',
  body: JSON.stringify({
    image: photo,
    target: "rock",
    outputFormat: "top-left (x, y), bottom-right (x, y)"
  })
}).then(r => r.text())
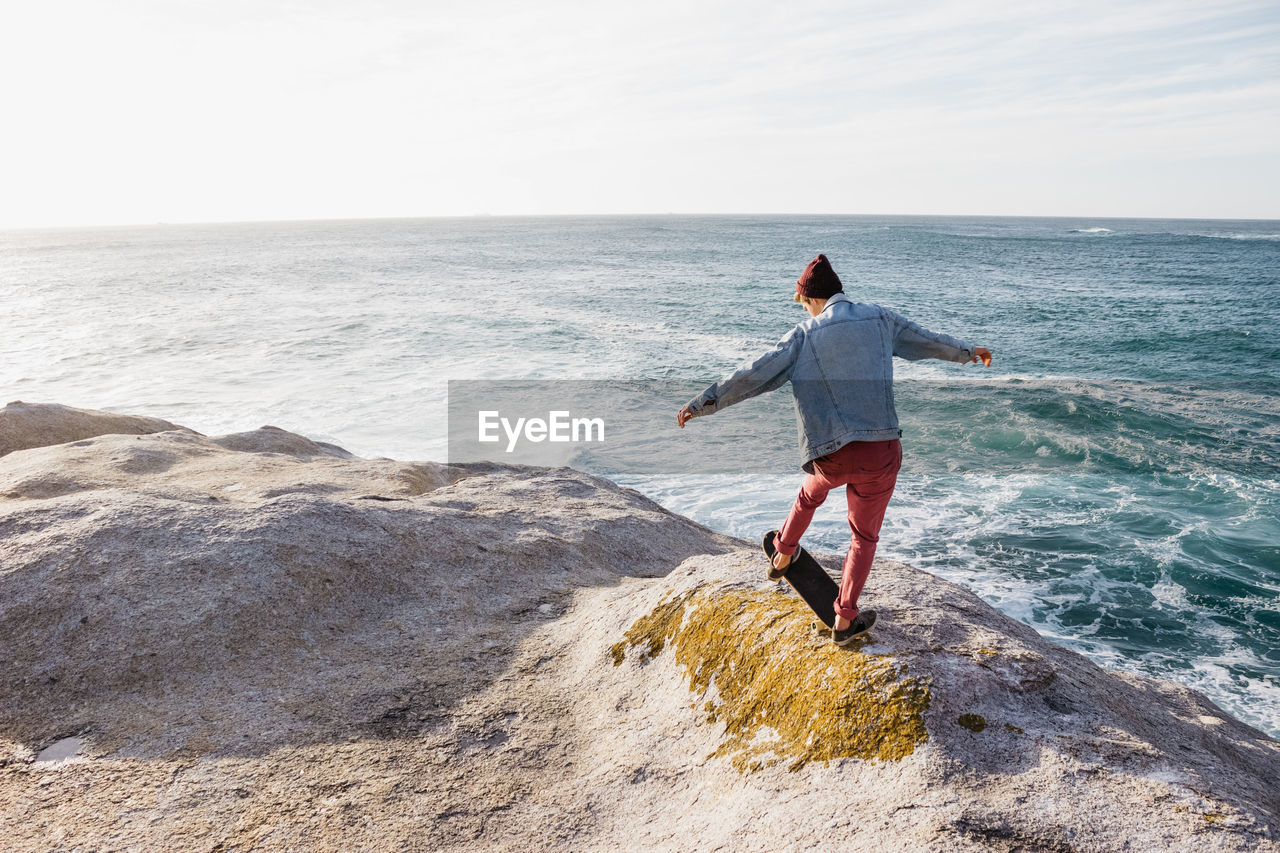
top-left (0, 400), bottom-right (192, 457)
top-left (0, 407), bottom-right (1276, 852)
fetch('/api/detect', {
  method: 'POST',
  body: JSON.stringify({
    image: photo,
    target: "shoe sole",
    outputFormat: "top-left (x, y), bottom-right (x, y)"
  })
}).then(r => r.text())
top-left (765, 531), bottom-right (790, 580)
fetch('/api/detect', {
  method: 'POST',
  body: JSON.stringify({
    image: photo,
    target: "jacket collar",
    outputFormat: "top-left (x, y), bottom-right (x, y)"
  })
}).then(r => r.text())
top-left (819, 292), bottom-right (852, 314)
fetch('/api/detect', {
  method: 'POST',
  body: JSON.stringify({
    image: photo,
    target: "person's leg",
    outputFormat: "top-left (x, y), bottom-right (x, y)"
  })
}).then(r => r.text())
top-left (776, 468), bottom-right (836, 557)
top-left (834, 440), bottom-right (902, 623)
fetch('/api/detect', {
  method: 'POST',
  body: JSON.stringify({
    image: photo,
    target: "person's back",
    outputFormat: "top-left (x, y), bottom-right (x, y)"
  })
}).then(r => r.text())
top-left (792, 295), bottom-right (978, 459)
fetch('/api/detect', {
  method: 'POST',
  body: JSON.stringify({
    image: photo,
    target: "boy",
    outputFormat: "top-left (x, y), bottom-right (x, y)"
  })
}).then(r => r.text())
top-left (677, 254), bottom-right (992, 645)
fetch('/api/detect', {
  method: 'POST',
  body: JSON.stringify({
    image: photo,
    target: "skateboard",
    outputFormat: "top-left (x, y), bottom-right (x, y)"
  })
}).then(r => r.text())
top-left (761, 530), bottom-right (839, 629)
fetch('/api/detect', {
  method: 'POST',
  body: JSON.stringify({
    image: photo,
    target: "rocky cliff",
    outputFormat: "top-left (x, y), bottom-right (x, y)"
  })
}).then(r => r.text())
top-left (1, 402), bottom-right (1276, 852)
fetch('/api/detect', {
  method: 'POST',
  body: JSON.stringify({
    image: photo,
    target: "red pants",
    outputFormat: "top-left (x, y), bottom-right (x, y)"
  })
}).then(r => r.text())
top-left (775, 439), bottom-right (902, 621)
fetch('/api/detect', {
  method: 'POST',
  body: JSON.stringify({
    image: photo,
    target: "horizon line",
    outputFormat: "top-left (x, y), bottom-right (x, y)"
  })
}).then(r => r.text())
top-left (3, 211), bottom-right (1280, 232)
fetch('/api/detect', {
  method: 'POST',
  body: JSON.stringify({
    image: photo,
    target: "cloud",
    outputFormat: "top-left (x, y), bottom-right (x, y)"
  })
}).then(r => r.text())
top-left (0, 0), bottom-right (1276, 225)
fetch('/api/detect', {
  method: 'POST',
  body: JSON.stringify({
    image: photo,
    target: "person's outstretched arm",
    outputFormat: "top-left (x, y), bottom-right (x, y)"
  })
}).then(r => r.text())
top-left (888, 309), bottom-right (992, 366)
top-left (677, 329), bottom-right (801, 428)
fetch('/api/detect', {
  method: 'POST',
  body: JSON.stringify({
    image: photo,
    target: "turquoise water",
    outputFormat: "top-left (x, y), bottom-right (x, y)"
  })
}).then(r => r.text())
top-left (2, 215), bottom-right (1277, 735)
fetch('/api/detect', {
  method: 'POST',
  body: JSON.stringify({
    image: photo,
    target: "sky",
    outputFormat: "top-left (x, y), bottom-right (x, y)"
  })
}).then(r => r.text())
top-left (1, 0), bottom-right (1277, 227)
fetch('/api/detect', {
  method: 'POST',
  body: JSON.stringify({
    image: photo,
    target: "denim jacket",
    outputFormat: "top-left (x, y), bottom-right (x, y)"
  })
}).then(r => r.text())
top-left (686, 292), bottom-right (975, 471)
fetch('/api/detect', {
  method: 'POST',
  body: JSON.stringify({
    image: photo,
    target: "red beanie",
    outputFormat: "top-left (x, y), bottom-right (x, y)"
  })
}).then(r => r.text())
top-left (796, 254), bottom-right (843, 299)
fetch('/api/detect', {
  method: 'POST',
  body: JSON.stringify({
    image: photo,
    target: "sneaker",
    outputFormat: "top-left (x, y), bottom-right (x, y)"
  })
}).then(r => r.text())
top-left (764, 530), bottom-right (791, 581)
top-left (768, 549), bottom-right (791, 581)
top-left (832, 610), bottom-right (876, 646)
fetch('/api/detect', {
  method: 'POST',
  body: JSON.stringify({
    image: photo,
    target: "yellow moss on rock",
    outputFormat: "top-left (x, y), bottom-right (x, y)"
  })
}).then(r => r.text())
top-left (613, 588), bottom-right (931, 771)
top-left (612, 590), bottom-right (694, 666)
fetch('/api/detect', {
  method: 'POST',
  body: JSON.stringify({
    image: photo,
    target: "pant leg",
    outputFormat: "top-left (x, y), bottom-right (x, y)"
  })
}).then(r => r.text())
top-left (834, 440), bottom-right (902, 621)
top-left (776, 467), bottom-right (837, 556)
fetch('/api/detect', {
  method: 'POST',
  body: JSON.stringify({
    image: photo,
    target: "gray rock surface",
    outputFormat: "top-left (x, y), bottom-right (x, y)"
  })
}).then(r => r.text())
top-left (0, 400), bottom-right (190, 458)
top-left (1, 404), bottom-right (1276, 851)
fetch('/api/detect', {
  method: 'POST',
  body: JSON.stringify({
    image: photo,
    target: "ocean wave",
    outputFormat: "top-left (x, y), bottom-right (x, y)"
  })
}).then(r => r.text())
top-left (1192, 232), bottom-right (1280, 241)
top-left (1070, 227), bottom-right (1114, 234)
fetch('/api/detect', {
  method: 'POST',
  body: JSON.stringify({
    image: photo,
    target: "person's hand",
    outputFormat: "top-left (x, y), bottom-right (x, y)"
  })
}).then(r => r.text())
top-left (677, 406), bottom-right (693, 428)
top-left (772, 550), bottom-right (792, 572)
top-left (971, 346), bottom-right (993, 367)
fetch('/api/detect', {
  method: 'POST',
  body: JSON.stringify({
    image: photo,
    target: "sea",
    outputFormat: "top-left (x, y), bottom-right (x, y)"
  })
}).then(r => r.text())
top-left (2, 214), bottom-right (1277, 738)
